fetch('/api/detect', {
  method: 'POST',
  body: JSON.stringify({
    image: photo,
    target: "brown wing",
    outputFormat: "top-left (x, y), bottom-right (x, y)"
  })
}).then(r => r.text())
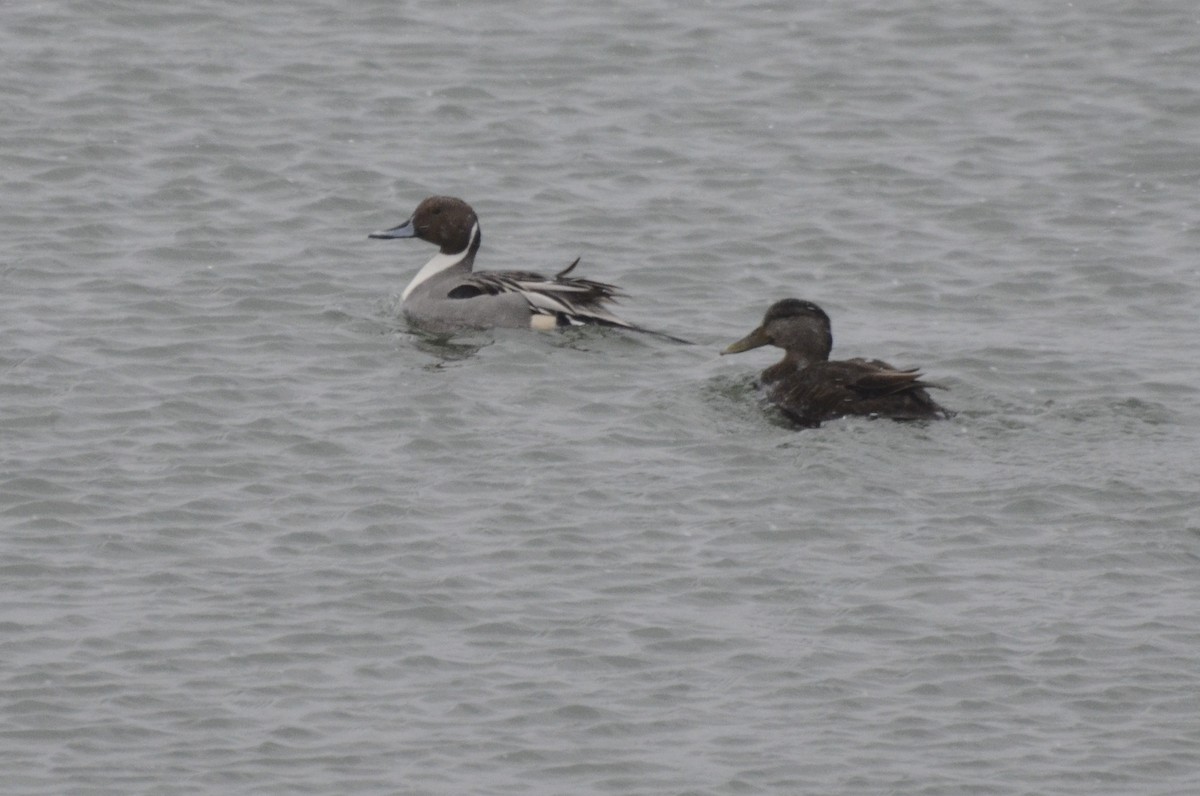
top-left (771, 360), bottom-right (947, 426)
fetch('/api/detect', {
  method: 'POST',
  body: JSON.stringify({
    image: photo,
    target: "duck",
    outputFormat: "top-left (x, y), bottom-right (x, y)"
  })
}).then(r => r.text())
top-left (369, 196), bottom-right (688, 342)
top-left (722, 298), bottom-right (949, 428)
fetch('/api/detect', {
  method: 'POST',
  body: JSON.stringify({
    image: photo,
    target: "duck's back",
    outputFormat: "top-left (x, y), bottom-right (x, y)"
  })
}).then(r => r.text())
top-left (766, 359), bottom-right (947, 427)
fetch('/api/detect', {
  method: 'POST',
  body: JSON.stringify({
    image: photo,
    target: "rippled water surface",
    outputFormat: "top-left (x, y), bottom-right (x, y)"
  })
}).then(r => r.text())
top-left (4, 1), bottom-right (1200, 793)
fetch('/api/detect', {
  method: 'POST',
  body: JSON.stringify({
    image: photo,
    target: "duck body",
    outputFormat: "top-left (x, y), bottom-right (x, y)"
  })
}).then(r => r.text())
top-left (370, 196), bottom-right (687, 340)
top-left (760, 357), bottom-right (947, 428)
top-left (723, 299), bottom-right (948, 428)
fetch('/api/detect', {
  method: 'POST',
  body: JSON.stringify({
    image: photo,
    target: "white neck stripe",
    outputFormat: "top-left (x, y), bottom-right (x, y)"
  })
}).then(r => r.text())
top-left (401, 222), bottom-right (477, 300)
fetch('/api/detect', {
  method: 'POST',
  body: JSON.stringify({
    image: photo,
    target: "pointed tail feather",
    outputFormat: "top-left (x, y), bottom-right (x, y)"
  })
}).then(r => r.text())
top-left (568, 313), bottom-right (692, 344)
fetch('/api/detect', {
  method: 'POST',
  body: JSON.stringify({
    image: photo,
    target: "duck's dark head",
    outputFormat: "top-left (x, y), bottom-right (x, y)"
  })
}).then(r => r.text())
top-left (369, 195), bottom-right (481, 256)
top-left (722, 298), bottom-right (834, 363)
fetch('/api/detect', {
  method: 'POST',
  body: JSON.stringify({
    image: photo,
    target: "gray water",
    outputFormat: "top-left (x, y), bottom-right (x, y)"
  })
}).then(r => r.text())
top-left (4, 1), bottom-right (1200, 793)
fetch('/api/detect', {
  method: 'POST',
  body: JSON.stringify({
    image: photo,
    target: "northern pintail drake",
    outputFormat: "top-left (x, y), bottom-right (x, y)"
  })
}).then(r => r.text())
top-left (369, 196), bottom-right (688, 342)
top-left (722, 299), bottom-right (949, 428)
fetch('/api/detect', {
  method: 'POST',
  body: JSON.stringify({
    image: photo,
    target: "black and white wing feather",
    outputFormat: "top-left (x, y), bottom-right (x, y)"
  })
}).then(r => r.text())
top-left (450, 259), bottom-right (633, 326)
top-left (444, 258), bottom-right (691, 342)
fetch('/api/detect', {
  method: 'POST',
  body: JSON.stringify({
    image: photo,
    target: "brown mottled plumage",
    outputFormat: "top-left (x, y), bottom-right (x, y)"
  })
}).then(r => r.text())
top-left (723, 299), bottom-right (949, 428)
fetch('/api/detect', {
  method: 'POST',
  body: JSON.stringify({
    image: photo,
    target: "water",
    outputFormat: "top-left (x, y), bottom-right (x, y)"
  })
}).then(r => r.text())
top-left (3, 1), bottom-right (1200, 793)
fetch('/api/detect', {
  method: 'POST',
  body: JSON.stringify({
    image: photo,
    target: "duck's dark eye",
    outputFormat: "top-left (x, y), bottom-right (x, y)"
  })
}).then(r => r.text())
top-left (431, 207), bottom-right (442, 216)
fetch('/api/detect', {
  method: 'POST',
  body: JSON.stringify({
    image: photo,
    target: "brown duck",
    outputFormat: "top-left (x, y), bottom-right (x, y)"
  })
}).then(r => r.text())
top-left (722, 299), bottom-right (949, 428)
